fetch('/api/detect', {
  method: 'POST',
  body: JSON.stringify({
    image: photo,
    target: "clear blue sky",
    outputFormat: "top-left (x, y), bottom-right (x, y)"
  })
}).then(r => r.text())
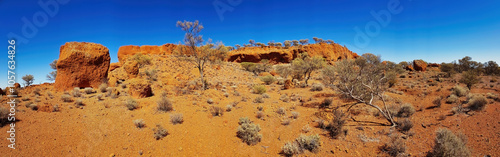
top-left (1, 0), bottom-right (499, 88)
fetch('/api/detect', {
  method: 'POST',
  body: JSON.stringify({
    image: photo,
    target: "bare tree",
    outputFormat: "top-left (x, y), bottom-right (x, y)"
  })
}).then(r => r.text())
top-left (175, 20), bottom-right (228, 90)
top-left (47, 59), bottom-right (57, 81)
top-left (22, 74), bottom-right (35, 87)
top-left (321, 53), bottom-right (397, 126)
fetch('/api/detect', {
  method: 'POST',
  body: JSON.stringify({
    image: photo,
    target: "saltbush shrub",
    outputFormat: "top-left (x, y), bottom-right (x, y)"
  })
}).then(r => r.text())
top-left (157, 97), bottom-right (173, 112)
top-left (467, 95), bottom-right (487, 111)
top-left (134, 119), bottom-right (145, 128)
top-left (310, 83), bottom-right (324, 91)
top-left (397, 103), bottom-right (415, 118)
top-left (253, 85), bottom-right (267, 94)
top-left (259, 75), bottom-right (276, 85)
top-left (430, 128), bottom-right (470, 157)
top-left (126, 98), bottom-right (138, 110)
top-left (170, 113), bottom-right (184, 125)
top-left (237, 117), bottom-right (262, 145)
top-left (451, 85), bottom-right (468, 97)
top-left (153, 124), bottom-right (168, 140)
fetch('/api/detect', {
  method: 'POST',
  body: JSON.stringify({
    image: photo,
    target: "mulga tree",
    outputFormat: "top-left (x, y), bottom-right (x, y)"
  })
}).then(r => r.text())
top-left (299, 39), bottom-right (309, 45)
top-left (292, 40), bottom-right (299, 47)
top-left (47, 59), bottom-right (57, 81)
top-left (275, 42), bottom-right (283, 47)
top-left (22, 74), bottom-right (35, 87)
top-left (291, 52), bottom-right (326, 85)
top-left (175, 20), bottom-right (228, 90)
top-left (268, 41), bottom-right (275, 47)
top-left (249, 39), bottom-right (255, 47)
top-left (235, 44), bottom-right (241, 49)
top-left (283, 40), bottom-right (292, 48)
top-left (321, 53), bottom-right (397, 126)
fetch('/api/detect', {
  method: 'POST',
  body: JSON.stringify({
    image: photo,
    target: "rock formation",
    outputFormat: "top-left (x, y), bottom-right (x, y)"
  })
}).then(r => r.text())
top-left (128, 78), bottom-right (152, 98)
top-left (54, 42), bottom-right (110, 91)
top-left (413, 59), bottom-right (428, 71)
top-left (117, 44), bottom-right (177, 64)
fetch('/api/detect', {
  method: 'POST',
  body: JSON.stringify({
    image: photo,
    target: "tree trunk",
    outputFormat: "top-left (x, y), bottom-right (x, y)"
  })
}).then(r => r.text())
top-left (368, 104), bottom-right (396, 126)
top-left (199, 66), bottom-right (205, 90)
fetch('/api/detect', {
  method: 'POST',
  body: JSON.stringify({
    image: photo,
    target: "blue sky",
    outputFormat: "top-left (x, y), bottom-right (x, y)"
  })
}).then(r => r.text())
top-left (1, 0), bottom-right (499, 88)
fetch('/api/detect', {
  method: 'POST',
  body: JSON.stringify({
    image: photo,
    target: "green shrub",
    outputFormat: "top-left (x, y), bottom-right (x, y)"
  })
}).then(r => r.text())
top-left (325, 110), bottom-right (346, 139)
top-left (430, 128), bottom-right (470, 157)
top-left (237, 117), bottom-right (262, 145)
top-left (132, 53), bottom-right (151, 67)
top-left (459, 70), bottom-right (479, 89)
top-left (282, 141), bottom-right (302, 156)
top-left (282, 134), bottom-right (321, 156)
top-left (253, 85), bottom-right (266, 94)
top-left (259, 75), bottom-right (276, 85)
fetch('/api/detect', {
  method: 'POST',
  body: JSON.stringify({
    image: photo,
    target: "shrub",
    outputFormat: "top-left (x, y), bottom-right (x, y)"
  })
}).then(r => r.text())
top-left (84, 87), bottom-right (93, 94)
top-left (153, 124), bottom-right (168, 140)
top-left (52, 104), bottom-right (59, 112)
top-left (157, 97), bottom-right (173, 112)
top-left (261, 93), bottom-right (270, 98)
top-left (397, 103), bottom-right (415, 118)
top-left (446, 94), bottom-right (459, 104)
top-left (276, 107), bottom-right (286, 115)
top-left (451, 85), bottom-right (469, 97)
top-left (97, 94), bottom-right (103, 101)
top-left (27, 103), bottom-right (38, 111)
top-left (237, 117), bottom-right (262, 145)
top-left (310, 83), bottom-right (324, 91)
top-left (256, 111), bottom-right (264, 119)
top-left (170, 113), bottom-right (184, 125)
top-left (134, 119), bottom-right (145, 128)
top-left (210, 106), bottom-right (224, 116)
top-left (99, 83), bottom-right (108, 93)
top-left (433, 96), bottom-right (443, 107)
top-left (253, 96), bottom-right (264, 103)
top-left (291, 111), bottom-right (299, 119)
top-left (253, 85), bottom-right (266, 94)
top-left (72, 87), bottom-right (81, 97)
top-left (467, 95), bottom-right (487, 111)
top-left (0, 107), bottom-right (9, 124)
top-left (281, 119), bottom-right (291, 125)
top-left (382, 134), bottom-right (406, 157)
top-left (125, 99), bottom-right (138, 110)
top-left (295, 134), bottom-right (321, 153)
top-left (320, 98), bottom-right (333, 108)
top-left (325, 110), bottom-right (346, 139)
top-left (282, 141), bottom-right (302, 156)
top-left (259, 75), bottom-right (276, 85)
top-left (22, 74), bottom-right (35, 86)
top-left (61, 94), bottom-right (72, 102)
top-left (132, 53), bottom-right (151, 67)
top-left (459, 70), bottom-right (479, 89)
top-left (430, 128), bottom-right (470, 157)
top-left (74, 99), bottom-right (84, 108)
top-left (291, 53), bottom-right (326, 85)
top-left (33, 88), bottom-right (41, 96)
top-left (396, 118), bottom-right (413, 132)
top-left (279, 94), bottom-right (289, 102)
top-left (226, 105), bottom-right (232, 111)
top-left (207, 98), bottom-right (214, 104)
top-left (486, 93), bottom-right (498, 100)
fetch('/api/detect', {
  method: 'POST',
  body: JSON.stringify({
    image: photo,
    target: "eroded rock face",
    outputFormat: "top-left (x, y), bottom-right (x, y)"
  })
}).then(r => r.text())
top-left (128, 78), bottom-right (152, 98)
top-left (109, 63), bottom-right (121, 72)
top-left (227, 43), bottom-right (359, 64)
top-left (54, 42), bottom-right (110, 91)
top-left (117, 44), bottom-right (177, 64)
top-left (413, 60), bottom-right (428, 71)
top-left (123, 60), bottom-right (139, 79)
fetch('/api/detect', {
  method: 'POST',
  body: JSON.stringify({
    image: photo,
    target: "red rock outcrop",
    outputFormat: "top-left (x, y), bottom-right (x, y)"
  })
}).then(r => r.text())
top-left (413, 60), bottom-right (428, 71)
top-left (123, 60), bottom-right (139, 79)
top-left (54, 42), bottom-right (110, 91)
top-left (227, 43), bottom-right (358, 64)
top-left (117, 44), bottom-right (177, 64)
top-left (14, 83), bottom-right (21, 88)
top-left (128, 78), bottom-right (152, 98)
top-left (109, 63), bottom-right (121, 72)
top-left (428, 63), bottom-right (440, 68)
top-left (0, 88), bottom-right (4, 95)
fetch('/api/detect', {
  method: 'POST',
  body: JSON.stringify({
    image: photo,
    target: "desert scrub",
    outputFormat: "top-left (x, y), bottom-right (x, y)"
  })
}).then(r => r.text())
top-left (84, 87), bottom-right (93, 94)
top-left (32, 88), bottom-right (41, 96)
top-left (74, 99), bottom-right (84, 108)
top-left (433, 96), bottom-right (443, 107)
top-left (325, 110), bottom-right (346, 139)
top-left (132, 53), bottom-right (151, 67)
top-left (291, 111), bottom-right (299, 119)
top-left (226, 105), bottom-right (232, 111)
top-left (430, 128), bottom-right (470, 157)
top-left (320, 98), bottom-right (333, 108)
top-left (310, 83), bottom-right (324, 91)
top-left (279, 94), bottom-right (289, 102)
top-left (446, 94), bottom-right (459, 104)
top-left (170, 113), bottom-right (184, 124)
top-left (281, 119), bottom-right (291, 125)
top-left (134, 119), bottom-right (146, 128)
top-left (99, 83), bottom-right (108, 93)
top-left (259, 75), bottom-right (276, 85)
top-left (253, 96), bottom-right (264, 103)
top-left (210, 106), bottom-right (224, 116)
top-left (451, 85), bottom-right (468, 97)
top-left (397, 103), bottom-right (415, 118)
top-left (207, 98), bottom-right (214, 104)
top-left (253, 85), bottom-right (266, 94)
top-left (153, 124), bottom-right (168, 140)
top-left (96, 94), bottom-right (103, 101)
top-left (237, 117), bottom-right (262, 145)
top-left (72, 87), bottom-right (81, 97)
top-left (125, 98), bottom-right (138, 110)
top-left (256, 111), bottom-right (264, 119)
top-left (396, 118), bottom-right (413, 132)
top-left (467, 95), bottom-right (487, 111)
top-left (157, 96), bottom-right (173, 112)
top-left (381, 134), bottom-right (406, 157)
top-left (276, 107), bottom-right (286, 115)
top-left (261, 93), bottom-right (270, 98)
top-left (282, 134), bottom-right (321, 156)
top-left (59, 93), bottom-right (72, 102)
top-left (26, 102), bottom-right (38, 111)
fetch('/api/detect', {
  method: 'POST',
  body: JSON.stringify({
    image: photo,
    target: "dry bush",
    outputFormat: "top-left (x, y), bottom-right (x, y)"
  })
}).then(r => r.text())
top-left (262, 93), bottom-right (270, 98)
top-left (396, 118), bottom-right (413, 132)
top-left (74, 99), bottom-right (84, 108)
top-left (84, 87), bottom-right (93, 94)
top-left (276, 107), bottom-right (286, 115)
top-left (320, 98), bottom-right (333, 108)
top-left (259, 75), bottom-right (276, 85)
top-left (237, 117), bottom-right (262, 145)
top-left (226, 105), bottom-right (232, 111)
top-left (170, 113), bottom-right (184, 125)
top-left (253, 85), bottom-right (266, 94)
top-left (280, 94), bottom-right (289, 102)
top-left (282, 134), bottom-right (321, 156)
top-left (433, 96), bottom-right (443, 107)
top-left (153, 124), bottom-right (168, 140)
top-left (381, 134), bottom-right (406, 157)
top-left (257, 106), bottom-right (263, 111)
top-left (134, 119), bottom-right (145, 128)
top-left (446, 94), bottom-right (459, 104)
top-left (125, 98), bottom-right (138, 110)
top-left (310, 83), bottom-right (324, 91)
top-left (99, 83), bottom-right (108, 93)
top-left (467, 95), bottom-right (487, 111)
top-left (430, 128), bottom-right (470, 157)
top-left (26, 102), bottom-right (38, 111)
top-left (253, 96), bottom-right (264, 103)
top-left (132, 53), bottom-right (151, 67)
top-left (325, 110), bottom-right (347, 139)
top-left (397, 103), bottom-right (415, 118)
top-left (61, 94), bottom-right (72, 102)
top-left (33, 88), bottom-right (41, 96)
top-left (52, 104), bottom-right (59, 112)
top-left (486, 93), bottom-right (498, 100)
top-left (459, 70), bottom-right (479, 89)
top-left (291, 111), bottom-right (299, 119)
top-left (256, 111), bottom-right (264, 119)
top-left (210, 106), bottom-right (224, 116)
top-left (451, 85), bottom-right (469, 97)
top-left (282, 141), bottom-right (302, 156)
top-left (206, 98), bottom-right (214, 104)
top-left (157, 97), bottom-right (173, 112)
top-left (96, 94), bottom-right (103, 101)
top-left (72, 87), bottom-right (81, 97)
top-left (281, 119), bottom-right (291, 125)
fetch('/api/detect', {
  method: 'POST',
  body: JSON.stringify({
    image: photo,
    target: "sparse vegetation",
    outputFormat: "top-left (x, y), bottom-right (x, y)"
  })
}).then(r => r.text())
top-left (253, 96), bottom-right (264, 103)
top-left (22, 74), bottom-right (35, 87)
top-left (282, 134), bottom-right (321, 156)
top-left (467, 95), bottom-right (487, 111)
top-left (210, 106), bottom-right (224, 116)
top-left (170, 113), bottom-right (184, 125)
top-left (253, 85), bottom-right (266, 94)
top-left (446, 94), bottom-right (459, 104)
top-left (153, 124), bottom-right (168, 140)
top-left (99, 83), bottom-right (108, 93)
top-left (256, 111), bottom-right (264, 119)
top-left (61, 94), bottom-right (72, 102)
top-left (291, 111), bottom-right (299, 119)
top-left (310, 83), bottom-right (324, 91)
top-left (320, 98), bottom-right (333, 108)
top-left (84, 87), bottom-right (93, 94)
top-left (74, 99), bottom-right (84, 108)
top-left (157, 97), bottom-right (173, 112)
top-left (33, 88), bottom-right (41, 96)
top-left (125, 98), bottom-right (138, 110)
top-left (276, 107), bottom-right (286, 115)
top-left (237, 117), bottom-right (262, 145)
top-left (397, 103), bottom-right (415, 118)
top-left (433, 96), bottom-right (443, 107)
top-left (47, 59), bottom-right (57, 81)
top-left (451, 85), bottom-right (468, 97)
top-left (325, 110), bottom-right (346, 139)
top-left (72, 87), bottom-right (81, 97)
top-left (381, 134), bottom-right (406, 157)
top-left (291, 53), bottom-right (326, 85)
top-left (430, 128), bottom-right (470, 157)
top-left (134, 119), bottom-right (146, 128)
top-left (131, 53), bottom-right (151, 67)
top-left (396, 118), bottom-right (413, 132)
top-left (459, 70), bottom-right (479, 89)
top-left (259, 75), bottom-right (276, 85)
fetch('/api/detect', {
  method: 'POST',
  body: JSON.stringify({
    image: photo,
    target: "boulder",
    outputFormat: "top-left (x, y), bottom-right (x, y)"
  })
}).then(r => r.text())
top-left (14, 83), bottom-right (21, 88)
top-left (0, 88), bottom-right (4, 95)
top-left (109, 62), bottom-right (121, 72)
top-left (54, 42), bottom-right (110, 91)
top-left (123, 60), bottom-right (139, 79)
top-left (428, 63), bottom-right (440, 68)
top-left (413, 60), bottom-right (427, 71)
top-left (128, 78), bottom-right (152, 98)
top-left (405, 65), bottom-right (415, 71)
